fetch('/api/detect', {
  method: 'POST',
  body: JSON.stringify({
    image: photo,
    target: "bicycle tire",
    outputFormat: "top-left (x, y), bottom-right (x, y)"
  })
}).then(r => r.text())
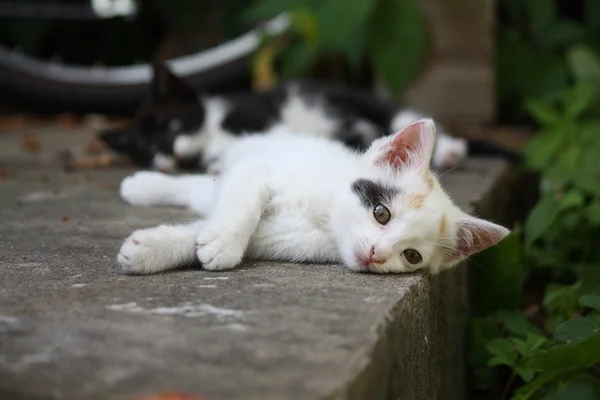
top-left (0, 13), bottom-right (289, 114)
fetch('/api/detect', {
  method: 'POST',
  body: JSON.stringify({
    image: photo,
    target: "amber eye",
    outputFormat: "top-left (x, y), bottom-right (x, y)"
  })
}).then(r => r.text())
top-left (373, 203), bottom-right (391, 225)
top-left (403, 249), bottom-right (422, 264)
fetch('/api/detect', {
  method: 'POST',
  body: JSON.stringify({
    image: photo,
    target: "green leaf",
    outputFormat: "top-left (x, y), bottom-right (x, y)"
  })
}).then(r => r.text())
top-left (543, 282), bottom-right (582, 319)
top-left (558, 190), bottom-right (585, 212)
top-left (537, 20), bottom-right (584, 48)
top-left (525, 332), bottom-right (549, 353)
top-left (486, 338), bottom-right (518, 367)
top-left (568, 45), bottom-right (600, 87)
top-left (513, 368), bottom-right (578, 400)
top-left (586, 202), bottom-right (600, 226)
top-left (497, 311), bottom-right (542, 337)
top-left (581, 265), bottom-right (600, 295)
top-left (368, 0), bottom-right (427, 96)
top-left (554, 317), bottom-right (599, 344)
top-left (514, 335), bottom-right (600, 399)
top-left (525, 194), bottom-right (561, 245)
top-left (540, 377), bottom-right (600, 400)
top-left (243, 0), bottom-right (307, 22)
top-left (562, 83), bottom-right (596, 119)
top-left (524, 130), bottom-right (565, 171)
top-left (579, 294), bottom-right (600, 311)
top-left (533, 330), bottom-right (600, 372)
top-left (526, 101), bottom-right (560, 127)
top-left (342, 29), bottom-right (367, 70)
top-left (279, 43), bottom-right (319, 76)
top-left (515, 365), bottom-right (536, 383)
top-left (314, 0), bottom-right (374, 51)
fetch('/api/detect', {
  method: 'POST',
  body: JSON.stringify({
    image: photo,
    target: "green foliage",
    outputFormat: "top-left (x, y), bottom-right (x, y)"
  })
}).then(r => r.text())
top-left (472, 1), bottom-right (600, 397)
top-left (244, 0), bottom-right (427, 96)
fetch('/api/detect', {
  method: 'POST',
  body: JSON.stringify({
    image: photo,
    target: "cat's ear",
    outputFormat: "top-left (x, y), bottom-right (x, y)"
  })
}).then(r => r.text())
top-left (443, 216), bottom-right (510, 265)
top-left (366, 118), bottom-right (436, 172)
top-left (151, 61), bottom-right (198, 103)
top-left (98, 128), bottom-right (133, 154)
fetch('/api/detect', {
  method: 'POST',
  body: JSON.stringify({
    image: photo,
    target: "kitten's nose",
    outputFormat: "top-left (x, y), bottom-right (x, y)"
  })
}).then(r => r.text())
top-left (369, 246), bottom-right (387, 264)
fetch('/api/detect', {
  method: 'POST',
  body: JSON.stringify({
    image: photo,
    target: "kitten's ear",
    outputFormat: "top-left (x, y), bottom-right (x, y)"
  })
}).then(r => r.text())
top-left (444, 216), bottom-right (510, 265)
top-left (151, 61), bottom-right (198, 103)
top-left (366, 118), bottom-right (436, 172)
top-left (98, 128), bottom-right (133, 154)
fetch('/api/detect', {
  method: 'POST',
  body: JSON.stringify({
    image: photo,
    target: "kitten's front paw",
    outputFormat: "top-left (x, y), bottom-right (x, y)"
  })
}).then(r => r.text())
top-left (120, 171), bottom-right (172, 206)
top-left (118, 226), bottom-right (178, 274)
top-left (196, 228), bottom-right (245, 271)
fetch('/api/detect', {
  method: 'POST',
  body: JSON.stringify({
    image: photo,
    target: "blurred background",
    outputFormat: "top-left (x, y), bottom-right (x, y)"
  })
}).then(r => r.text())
top-left (1, 1), bottom-right (600, 399)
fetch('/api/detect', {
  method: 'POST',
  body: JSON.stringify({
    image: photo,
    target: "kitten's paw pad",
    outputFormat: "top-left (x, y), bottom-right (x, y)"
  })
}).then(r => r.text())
top-left (196, 229), bottom-right (244, 271)
top-left (117, 226), bottom-right (172, 274)
top-left (120, 171), bottom-right (171, 206)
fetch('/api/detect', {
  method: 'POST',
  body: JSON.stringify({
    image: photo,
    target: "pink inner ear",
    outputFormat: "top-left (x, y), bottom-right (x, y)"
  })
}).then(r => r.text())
top-left (379, 120), bottom-right (427, 169)
top-left (444, 220), bottom-right (509, 263)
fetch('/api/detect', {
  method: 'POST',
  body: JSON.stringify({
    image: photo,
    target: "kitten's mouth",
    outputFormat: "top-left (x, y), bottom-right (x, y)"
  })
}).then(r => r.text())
top-left (355, 255), bottom-right (382, 273)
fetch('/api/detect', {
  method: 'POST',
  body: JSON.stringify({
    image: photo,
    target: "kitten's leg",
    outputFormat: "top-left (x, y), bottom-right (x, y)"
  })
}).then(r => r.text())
top-left (196, 165), bottom-right (269, 271)
top-left (120, 171), bottom-right (217, 215)
top-left (118, 220), bottom-right (205, 274)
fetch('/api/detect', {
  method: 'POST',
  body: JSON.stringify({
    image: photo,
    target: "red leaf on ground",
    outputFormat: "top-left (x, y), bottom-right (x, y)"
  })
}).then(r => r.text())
top-left (0, 169), bottom-right (6, 179)
top-left (23, 134), bottom-right (41, 153)
top-left (61, 216), bottom-right (69, 222)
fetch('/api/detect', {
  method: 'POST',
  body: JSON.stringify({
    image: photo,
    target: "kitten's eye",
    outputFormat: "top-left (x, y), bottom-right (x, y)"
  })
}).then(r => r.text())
top-left (403, 249), bottom-right (422, 264)
top-left (373, 203), bottom-right (391, 225)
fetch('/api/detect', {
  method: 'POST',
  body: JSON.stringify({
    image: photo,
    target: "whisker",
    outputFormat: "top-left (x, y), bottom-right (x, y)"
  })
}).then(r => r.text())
top-left (436, 164), bottom-right (467, 180)
top-left (466, 256), bottom-right (492, 278)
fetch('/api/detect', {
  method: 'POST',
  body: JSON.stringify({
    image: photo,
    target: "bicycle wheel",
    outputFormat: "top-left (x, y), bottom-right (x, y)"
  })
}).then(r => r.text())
top-left (0, 2), bottom-right (289, 113)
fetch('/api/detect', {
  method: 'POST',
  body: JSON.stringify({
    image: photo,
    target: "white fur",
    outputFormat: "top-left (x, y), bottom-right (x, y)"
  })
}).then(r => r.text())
top-left (166, 90), bottom-right (467, 174)
top-left (119, 120), bottom-right (508, 275)
top-left (151, 152), bottom-right (177, 172)
top-left (171, 98), bottom-right (236, 171)
top-left (278, 85), bottom-right (341, 137)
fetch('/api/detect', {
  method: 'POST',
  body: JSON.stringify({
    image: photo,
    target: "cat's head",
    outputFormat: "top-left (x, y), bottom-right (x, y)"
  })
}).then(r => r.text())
top-left (332, 119), bottom-right (510, 274)
top-left (100, 62), bottom-right (205, 171)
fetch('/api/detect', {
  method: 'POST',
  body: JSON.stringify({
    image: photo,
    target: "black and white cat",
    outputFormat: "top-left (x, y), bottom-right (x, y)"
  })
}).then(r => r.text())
top-left (117, 119), bottom-right (510, 275)
top-left (100, 62), bottom-right (469, 173)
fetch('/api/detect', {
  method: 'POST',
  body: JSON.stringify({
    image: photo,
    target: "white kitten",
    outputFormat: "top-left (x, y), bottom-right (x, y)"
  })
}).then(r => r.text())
top-left (118, 119), bottom-right (509, 275)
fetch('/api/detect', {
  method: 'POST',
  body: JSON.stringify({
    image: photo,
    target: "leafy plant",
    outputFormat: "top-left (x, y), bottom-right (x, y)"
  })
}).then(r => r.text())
top-left (471, 1), bottom-right (600, 397)
top-left (244, 0), bottom-right (427, 96)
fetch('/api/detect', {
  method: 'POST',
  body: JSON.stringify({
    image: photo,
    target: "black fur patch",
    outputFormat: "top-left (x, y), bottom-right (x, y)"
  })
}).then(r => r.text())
top-left (351, 179), bottom-right (399, 208)
top-left (220, 91), bottom-right (282, 135)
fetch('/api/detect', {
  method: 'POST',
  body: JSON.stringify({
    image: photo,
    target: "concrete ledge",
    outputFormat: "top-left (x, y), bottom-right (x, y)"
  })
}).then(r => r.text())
top-left (0, 130), bottom-right (513, 400)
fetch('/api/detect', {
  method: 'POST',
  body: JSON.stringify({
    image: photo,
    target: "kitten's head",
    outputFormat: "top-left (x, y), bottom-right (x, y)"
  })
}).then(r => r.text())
top-left (332, 119), bottom-right (510, 275)
top-left (99, 62), bottom-right (205, 171)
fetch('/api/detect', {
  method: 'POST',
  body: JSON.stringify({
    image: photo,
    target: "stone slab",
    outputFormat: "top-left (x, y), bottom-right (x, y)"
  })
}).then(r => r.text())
top-left (0, 129), bottom-right (512, 400)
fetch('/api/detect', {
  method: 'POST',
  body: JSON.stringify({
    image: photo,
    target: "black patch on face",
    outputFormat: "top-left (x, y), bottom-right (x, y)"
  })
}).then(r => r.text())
top-left (137, 61), bottom-right (206, 155)
top-left (100, 61), bottom-right (207, 168)
top-left (351, 179), bottom-right (399, 208)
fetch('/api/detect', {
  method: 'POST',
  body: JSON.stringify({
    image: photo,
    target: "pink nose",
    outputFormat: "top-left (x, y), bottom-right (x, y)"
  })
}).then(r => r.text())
top-left (369, 246), bottom-right (387, 264)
